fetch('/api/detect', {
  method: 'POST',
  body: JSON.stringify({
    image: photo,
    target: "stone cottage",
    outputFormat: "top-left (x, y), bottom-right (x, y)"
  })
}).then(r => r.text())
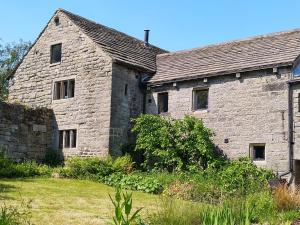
top-left (6, 9), bottom-right (300, 182)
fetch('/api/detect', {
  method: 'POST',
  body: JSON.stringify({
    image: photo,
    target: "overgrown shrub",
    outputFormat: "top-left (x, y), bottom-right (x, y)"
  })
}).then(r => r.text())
top-left (132, 114), bottom-right (221, 172)
top-left (59, 155), bottom-right (134, 180)
top-left (43, 149), bottom-right (63, 167)
top-left (219, 157), bottom-right (274, 195)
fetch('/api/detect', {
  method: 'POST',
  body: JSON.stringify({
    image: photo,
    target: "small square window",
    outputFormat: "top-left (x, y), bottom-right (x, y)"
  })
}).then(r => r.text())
top-left (251, 144), bottom-right (265, 161)
top-left (50, 44), bottom-right (62, 64)
top-left (193, 89), bottom-right (208, 110)
top-left (158, 92), bottom-right (168, 114)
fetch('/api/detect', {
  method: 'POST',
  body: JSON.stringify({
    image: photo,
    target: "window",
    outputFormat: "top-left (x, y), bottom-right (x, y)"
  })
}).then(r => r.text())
top-left (59, 129), bottom-right (77, 148)
top-left (250, 144), bottom-right (265, 161)
top-left (158, 92), bottom-right (168, 114)
top-left (50, 44), bottom-right (62, 64)
top-left (124, 84), bottom-right (128, 96)
top-left (53, 79), bottom-right (75, 100)
top-left (193, 89), bottom-right (208, 110)
top-left (54, 17), bottom-right (60, 26)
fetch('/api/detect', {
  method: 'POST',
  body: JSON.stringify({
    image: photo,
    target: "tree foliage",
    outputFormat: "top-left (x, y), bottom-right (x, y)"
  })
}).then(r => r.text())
top-left (132, 114), bottom-right (218, 172)
top-left (0, 40), bottom-right (31, 101)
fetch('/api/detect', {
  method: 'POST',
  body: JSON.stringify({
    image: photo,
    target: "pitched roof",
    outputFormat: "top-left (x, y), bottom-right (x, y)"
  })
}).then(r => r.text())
top-left (150, 29), bottom-right (300, 84)
top-left (60, 9), bottom-right (167, 73)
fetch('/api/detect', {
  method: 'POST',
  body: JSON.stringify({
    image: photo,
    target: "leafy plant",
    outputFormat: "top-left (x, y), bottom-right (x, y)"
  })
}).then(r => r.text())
top-left (43, 149), bottom-right (63, 167)
top-left (132, 114), bottom-right (221, 172)
top-left (109, 187), bottom-right (142, 225)
top-left (104, 172), bottom-right (162, 194)
top-left (219, 157), bottom-right (274, 195)
top-left (0, 151), bottom-right (52, 178)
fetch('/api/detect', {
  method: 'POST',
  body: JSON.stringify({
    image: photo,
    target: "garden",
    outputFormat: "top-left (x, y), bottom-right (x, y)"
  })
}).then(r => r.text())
top-left (1, 115), bottom-right (300, 225)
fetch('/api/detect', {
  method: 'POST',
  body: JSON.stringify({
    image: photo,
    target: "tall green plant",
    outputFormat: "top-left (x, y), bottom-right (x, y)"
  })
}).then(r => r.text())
top-left (109, 187), bottom-right (143, 225)
top-left (132, 114), bottom-right (218, 171)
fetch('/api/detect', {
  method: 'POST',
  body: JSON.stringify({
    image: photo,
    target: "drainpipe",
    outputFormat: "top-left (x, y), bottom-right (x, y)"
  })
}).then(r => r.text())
top-left (279, 81), bottom-right (294, 179)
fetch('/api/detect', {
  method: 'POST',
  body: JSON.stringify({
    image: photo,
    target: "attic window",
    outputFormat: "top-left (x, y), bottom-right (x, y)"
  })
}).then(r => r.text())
top-left (50, 43), bottom-right (62, 64)
top-left (54, 17), bottom-right (60, 26)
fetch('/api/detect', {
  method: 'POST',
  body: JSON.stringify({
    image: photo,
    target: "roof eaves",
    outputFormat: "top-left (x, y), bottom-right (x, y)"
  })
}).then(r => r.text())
top-left (148, 61), bottom-right (293, 86)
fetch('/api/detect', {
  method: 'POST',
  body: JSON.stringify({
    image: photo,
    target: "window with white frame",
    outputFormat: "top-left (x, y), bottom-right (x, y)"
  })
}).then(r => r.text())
top-left (53, 79), bottom-right (75, 100)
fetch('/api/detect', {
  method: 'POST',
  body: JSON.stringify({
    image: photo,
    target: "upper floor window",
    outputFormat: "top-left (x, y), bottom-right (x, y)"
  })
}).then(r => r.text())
top-left (50, 44), bottom-right (62, 64)
top-left (158, 92), bottom-right (168, 114)
top-left (193, 89), bottom-right (208, 110)
top-left (53, 79), bottom-right (75, 100)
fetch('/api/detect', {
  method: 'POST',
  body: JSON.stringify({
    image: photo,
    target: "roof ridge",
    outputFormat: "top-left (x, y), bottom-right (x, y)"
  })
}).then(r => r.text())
top-left (58, 8), bottom-right (168, 53)
top-left (157, 28), bottom-right (300, 57)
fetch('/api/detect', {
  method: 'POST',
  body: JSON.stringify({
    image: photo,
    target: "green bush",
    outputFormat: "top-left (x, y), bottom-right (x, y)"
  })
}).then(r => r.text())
top-left (0, 152), bottom-right (51, 178)
top-left (219, 158), bottom-right (274, 195)
top-left (104, 172), bottom-right (162, 194)
top-left (59, 155), bottom-right (134, 180)
top-left (43, 149), bottom-right (63, 167)
top-left (132, 114), bottom-right (221, 172)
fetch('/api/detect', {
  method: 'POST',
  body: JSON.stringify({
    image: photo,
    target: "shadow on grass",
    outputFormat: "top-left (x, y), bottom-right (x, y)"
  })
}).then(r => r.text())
top-left (0, 183), bottom-right (18, 200)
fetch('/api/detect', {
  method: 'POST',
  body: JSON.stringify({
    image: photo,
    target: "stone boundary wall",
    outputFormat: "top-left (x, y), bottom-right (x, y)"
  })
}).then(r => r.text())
top-left (0, 102), bottom-right (53, 161)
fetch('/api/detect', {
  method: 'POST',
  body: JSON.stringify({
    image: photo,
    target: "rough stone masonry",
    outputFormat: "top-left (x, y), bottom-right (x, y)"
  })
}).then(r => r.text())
top-left (6, 8), bottom-right (300, 183)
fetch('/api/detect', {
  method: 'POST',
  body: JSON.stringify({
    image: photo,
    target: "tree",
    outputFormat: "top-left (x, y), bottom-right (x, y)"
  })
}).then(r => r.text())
top-left (0, 40), bottom-right (31, 101)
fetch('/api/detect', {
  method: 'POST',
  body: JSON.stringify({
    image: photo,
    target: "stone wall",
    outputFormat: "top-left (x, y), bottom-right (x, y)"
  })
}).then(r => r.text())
top-left (8, 11), bottom-right (113, 157)
top-left (110, 63), bottom-right (145, 155)
top-left (147, 68), bottom-right (291, 174)
top-left (0, 102), bottom-right (53, 161)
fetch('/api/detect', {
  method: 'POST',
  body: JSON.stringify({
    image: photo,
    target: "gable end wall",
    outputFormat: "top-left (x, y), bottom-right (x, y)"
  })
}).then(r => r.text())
top-left (8, 11), bottom-right (113, 157)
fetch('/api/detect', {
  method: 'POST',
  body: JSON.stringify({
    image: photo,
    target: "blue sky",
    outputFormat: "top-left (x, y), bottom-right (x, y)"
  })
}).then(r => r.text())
top-left (1, 0), bottom-right (300, 51)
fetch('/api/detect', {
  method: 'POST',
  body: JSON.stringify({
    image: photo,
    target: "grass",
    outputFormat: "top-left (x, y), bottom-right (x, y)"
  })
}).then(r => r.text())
top-left (0, 178), bottom-right (162, 225)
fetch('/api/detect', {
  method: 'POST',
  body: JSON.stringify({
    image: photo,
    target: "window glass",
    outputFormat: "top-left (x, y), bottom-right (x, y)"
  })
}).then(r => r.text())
top-left (194, 89), bottom-right (208, 110)
top-left (252, 145), bottom-right (265, 161)
top-left (158, 92), bottom-right (168, 114)
top-left (50, 44), bottom-right (62, 64)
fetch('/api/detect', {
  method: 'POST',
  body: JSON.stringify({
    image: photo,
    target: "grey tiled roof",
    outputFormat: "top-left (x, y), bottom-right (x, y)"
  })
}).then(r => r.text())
top-left (150, 29), bottom-right (300, 84)
top-left (60, 9), bottom-right (168, 73)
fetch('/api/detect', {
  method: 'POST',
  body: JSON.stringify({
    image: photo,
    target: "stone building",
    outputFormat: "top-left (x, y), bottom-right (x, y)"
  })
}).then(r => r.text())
top-left (7, 9), bottom-right (300, 182)
top-left (8, 9), bottom-right (166, 157)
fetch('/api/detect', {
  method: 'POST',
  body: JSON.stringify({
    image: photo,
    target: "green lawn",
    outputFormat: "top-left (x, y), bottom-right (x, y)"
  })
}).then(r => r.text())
top-left (0, 178), bottom-right (163, 225)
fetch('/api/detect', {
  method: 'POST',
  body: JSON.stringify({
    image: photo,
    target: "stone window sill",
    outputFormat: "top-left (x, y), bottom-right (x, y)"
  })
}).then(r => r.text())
top-left (50, 62), bottom-right (61, 67)
top-left (52, 97), bottom-right (75, 103)
top-left (192, 109), bottom-right (208, 113)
